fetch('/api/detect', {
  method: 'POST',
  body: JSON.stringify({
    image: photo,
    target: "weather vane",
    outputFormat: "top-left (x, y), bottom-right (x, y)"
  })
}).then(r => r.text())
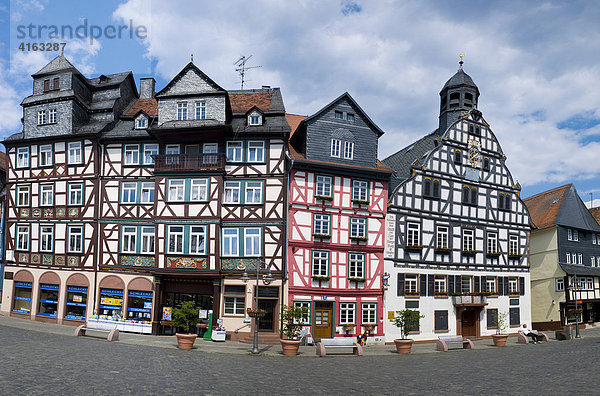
top-left (459, 52), bottom-right (465, 68)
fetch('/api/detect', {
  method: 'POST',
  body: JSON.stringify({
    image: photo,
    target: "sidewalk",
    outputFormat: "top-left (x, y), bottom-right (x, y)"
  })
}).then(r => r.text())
top-left (1, 314), bottom-right (598, 357)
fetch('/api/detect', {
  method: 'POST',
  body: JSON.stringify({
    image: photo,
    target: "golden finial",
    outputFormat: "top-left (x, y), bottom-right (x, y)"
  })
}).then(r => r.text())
top-left (459, 52), bottom-right (465, 68)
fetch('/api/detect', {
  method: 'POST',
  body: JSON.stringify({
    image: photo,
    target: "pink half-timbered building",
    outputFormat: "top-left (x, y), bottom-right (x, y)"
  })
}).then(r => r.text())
top-left (286, 93), bottom-right (392, 342)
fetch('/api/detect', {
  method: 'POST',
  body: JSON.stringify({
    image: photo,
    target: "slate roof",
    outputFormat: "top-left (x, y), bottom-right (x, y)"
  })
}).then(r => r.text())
top-left (32, 55), bottom-right (81, 77)
top-left (560, 263), bottom-right (600, 277)
top-left (288, 144), bottom-right (392, 174)
top-left (442, 68), bottom-right (478, 91)
top-left (524, 184), bottom-right (600, 231)
top-left (124, 99), bottom-right (158, 117)
top-left (101, 120), bottom-right (153, 140)
top-left (155, 62), bottom-right (225, 97)
top-left (87, 72), bottom-right (132, 88)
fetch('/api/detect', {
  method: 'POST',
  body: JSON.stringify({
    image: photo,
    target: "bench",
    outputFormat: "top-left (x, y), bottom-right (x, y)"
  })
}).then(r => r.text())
top-left (316, 338), bottom-right (363, 357)
top-left (436, 335), bottom-right (474, 352)
top-left (517, 331), bottom-right (549, 344)
top-left (74, 324), bottom-right (119, 342)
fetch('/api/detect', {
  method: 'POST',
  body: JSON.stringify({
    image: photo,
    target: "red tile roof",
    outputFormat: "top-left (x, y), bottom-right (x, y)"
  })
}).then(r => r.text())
top-left (285, 113), bottom-right (306, 139)
top-left (523, 184), bottom-right (570, 229)
top-left (124, 99), bottom-right (158, 117)
top-left (229, 92), bottom-right (272, 114)
top-left (589, 207), bottom-right (600, 225)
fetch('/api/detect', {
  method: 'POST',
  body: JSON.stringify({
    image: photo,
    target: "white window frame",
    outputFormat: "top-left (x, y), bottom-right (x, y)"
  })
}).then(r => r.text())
top-left (189, 225), bottom-right (207, 255)
top-left (361, 303), bottom-right (377, 325)
top-left (16, 185), bottom-right (30, 207)
top-left (37, 110), bottom-right (46, 125)
top-left (143, 143), bottom-right (159, 165)
top-left (165, 144), bottom-right (180, 155)
top-left (67, 142), bottom-right (82, 165)
top-left (578, 253), bottom-right (583, 265)
top-left (592, 257), bottom-right (596, 267)
top-left (16, 147), bottom-right (29, 168)
top-left (124, 144), bottom-right (140, 165)
top-left (573, 229), bottom-right (579, 242)
top-left (463, 229), bottom-right (474, 251)
top-left (135, 117), bottom-right (147, 129)
top-left (343, 141), bottom-right (354, 160)
top-left (508, 235), bottom-right (519, 256)
top-left (330, 139), bottom-right (341, 158)
top-left (48, 108), bottom-right (56, 124)
top-left (222, 228), bottom-right (240, 257)
top-left (195, 101), bottom-right (206, 120)
top-left (224, 296), bottom-right (245, 315)
top-left (39, 144), bottom-right (53, 167)
top-left (203, 143), bottom-right (218, 154)
top-left (177, 102), bottom-right (188, 121)
top-left (67, 226), bottom-right (83, 253)
top-left (121, 226), bottom-right (137, 254)
top-left (140, 182), bottom-right (155, 204)
top-left (226, 141), bottom-right (243, 162)
top-left (141, 226), bottom-right (155, 254)
top-left (405, 274), bottom-right (418, 294)
top-left (486, 277), bottom-right (497, 294)
top-left (312, 250), bottom-right (329, 277)
top-left (167, 225), bottom-right (185, 254)
top-left (436, 226), bottom-right (448, 249)
top-left (508, 278), bottom-right (519, 294)
top-left (121, 182), bottom-right (138, 204)
top-left (434, 275), bottom-right (447, 294)
top-left (16, 225), bottom-right (30, 251)
top-left (556, 278), bottom-right (564, 292)
top-left (568, 229), bottom-right (572, 240)
top-left (245, 181), bottom-right (263, 204)
top-left (223, 181), bottom-right (241, 204)
top-left (293, 301), bottom-right (311, 324)
top-left (244, 227), bottom-right (261, 257)
top-left (168, 179), bottom-right (185, 202)
top-left (247, 141), bottom-right (265, 163)
top-left (461, 276), bottom-right (472, 294)
top-left (350, 217), bottom-right (367, 239)
top-left (487, 232), bottom-right (498, 254)
top-left (407, 223), bottom-right (420, 247)
top-left (352, 180), bottom-right (368, 202)
top-left (248, 113), bottom-right (261, 125)
top-left (315, 175), bottom-right (332, 198)
top-left (586, 277), bottom-right (594, 290)
top-left (313, 214), bottom-right (331, 236)
top-left (39, 225), bottom-right (54, 252)
top-left (68, 183), bottom-right (83, 206)
top-left (348, 252), bottom-right (365, 279)
top-left (190, 179), bottom-right (209, 202)
top-left (40, 184), bottom-right (54, 207)
top-left (340, 303), bottom-right (356, 325)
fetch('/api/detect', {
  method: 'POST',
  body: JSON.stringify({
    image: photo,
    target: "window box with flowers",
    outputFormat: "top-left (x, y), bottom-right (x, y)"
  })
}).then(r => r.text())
top-left (486, 251), bottom-right (501, 257)
top-left (350, 236), bottom-right (368, 242)
top-left (405, 291), bottom-right (420, 297)
top-left (313, 233), bottom-right (331, 240)
top-left (348, 277), bottom-right (366, 283)
top-left (434, 291), bottom-right (448, 297)
top-left (342, 323), bottom-right (356, 333)
top-left (434, 247), bottom-right (452, 254)
top-left (312, 275), bottom-right (330, 282)
top-left (461, 250), bottom-right (478, 256)
top-left (508, 253), bottom-right (523, 259)
top-left (246, 308), bottom-right (267, 318)
top-left (405, 245), bottom-right (423, 251)
top-left (315, 195), bottom-right (333, 202)
top-left (351, 199), bottom-right (369, 205)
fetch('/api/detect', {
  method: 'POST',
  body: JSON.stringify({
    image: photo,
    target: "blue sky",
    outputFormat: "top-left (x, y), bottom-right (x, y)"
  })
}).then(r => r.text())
top-left (1, 0), bottom-right (600, 204)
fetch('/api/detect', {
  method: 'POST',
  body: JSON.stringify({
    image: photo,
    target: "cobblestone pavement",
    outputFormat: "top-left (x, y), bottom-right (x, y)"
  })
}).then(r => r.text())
top-left (0, 317), bottom-right (598, 395)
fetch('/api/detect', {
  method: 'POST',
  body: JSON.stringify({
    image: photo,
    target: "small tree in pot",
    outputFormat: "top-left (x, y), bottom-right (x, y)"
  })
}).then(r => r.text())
top-left (392, 309), bottom-right (424, 354)
top-left (279, 304), bottom-right (309, 356)
top-left (491, 310), bottom-right (509, 347)
top-left (172, 301), bottom-right (200, 350)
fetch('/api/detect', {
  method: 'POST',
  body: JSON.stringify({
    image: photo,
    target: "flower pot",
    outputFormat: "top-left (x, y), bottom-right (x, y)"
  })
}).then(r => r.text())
top-left (176, 333), bottom-right (198, 350)
top-left (280, 339), bottom-right (301, 356)
top-left (393, 339), bottom-right (414, 354)
top-left (492, 334), bottom-right (509, 347)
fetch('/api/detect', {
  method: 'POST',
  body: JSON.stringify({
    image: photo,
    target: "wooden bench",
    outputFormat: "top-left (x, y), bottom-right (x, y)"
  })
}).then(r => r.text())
top-left (517, 331), bottom-right (549, 344)
top-left (74, 324), bottom-right (119, 342)
top-left (436, 335), bottom-right (474, 352)
top-left (316, 338), bottom-right (363, 356)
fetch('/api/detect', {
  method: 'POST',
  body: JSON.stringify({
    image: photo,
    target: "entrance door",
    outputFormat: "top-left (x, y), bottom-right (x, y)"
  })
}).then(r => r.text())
top-left (314, 303), bottom-right (333, 340)
top-left (257, 300), bottom-right (275, 332)
top-left (461, 310), bottom-right (477, 337)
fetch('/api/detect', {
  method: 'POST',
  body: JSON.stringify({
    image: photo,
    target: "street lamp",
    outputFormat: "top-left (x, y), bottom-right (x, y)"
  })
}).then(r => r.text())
top-left (241, 261), bottom-right (274, 354)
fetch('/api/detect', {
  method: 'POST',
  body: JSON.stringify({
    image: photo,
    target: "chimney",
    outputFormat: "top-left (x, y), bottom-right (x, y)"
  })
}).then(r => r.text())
top-left (261, 85), bottom-right (271, 89)
top-left (139, 78), bottom-right (155, 99)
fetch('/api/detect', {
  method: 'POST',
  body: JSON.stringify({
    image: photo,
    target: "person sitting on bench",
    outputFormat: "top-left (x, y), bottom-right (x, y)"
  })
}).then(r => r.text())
top-left (519, 323), bottom-right (540, 344)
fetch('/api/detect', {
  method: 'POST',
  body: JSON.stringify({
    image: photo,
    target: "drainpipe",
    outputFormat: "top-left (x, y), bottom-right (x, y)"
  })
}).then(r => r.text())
top-left (0, 189), bottom-right (6, 297)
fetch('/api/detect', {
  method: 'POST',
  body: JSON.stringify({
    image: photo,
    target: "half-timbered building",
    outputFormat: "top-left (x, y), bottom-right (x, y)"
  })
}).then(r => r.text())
top-left (382, 65), bottom-right (532, 341)
top-left (287, 93), bottom-right (392, 343)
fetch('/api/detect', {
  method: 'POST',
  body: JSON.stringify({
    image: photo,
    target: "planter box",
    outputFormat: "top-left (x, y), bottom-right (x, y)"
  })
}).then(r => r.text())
top-left (452, 295), bottom-right (487, 305)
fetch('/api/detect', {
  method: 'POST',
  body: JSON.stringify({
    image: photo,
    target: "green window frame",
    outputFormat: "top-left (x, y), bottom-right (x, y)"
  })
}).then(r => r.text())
top-left (223, 180), bottom-right (264, 205)
top-left (339, 302), bottom-right (356, 325)
top-left (167, 178), bottom-right (210, 203)
top-left (120, 225), bottom-right (156, 255)
top-left (67, 141), bottom-right (83, 165)
top-left (311, 250), bottom-right (329, 277)
top-left (221, 227), bottom-right (262, 257)
top-left (166, 224), bottom-right (206, 256)
top-left (293, 301), bottom-right (312, 325)
top-left (361, 302), bottom-right (377, 325)
top-left (226, 141), bottom-right (244, 162)
top-left (120, 181), bottom-right (155, 205)
top-left (67, 182), bottom-right (84, 206)
top-left (352, 180), bottom-right (369, 203)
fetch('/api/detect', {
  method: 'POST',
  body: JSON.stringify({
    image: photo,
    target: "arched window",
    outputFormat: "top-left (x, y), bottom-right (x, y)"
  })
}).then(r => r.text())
top-left (423, 178), bottom-right (432, 197)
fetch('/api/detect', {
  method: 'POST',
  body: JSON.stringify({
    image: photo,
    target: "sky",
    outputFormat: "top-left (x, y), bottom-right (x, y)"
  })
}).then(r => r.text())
top-left (1, 0), bottom-right (600, 203)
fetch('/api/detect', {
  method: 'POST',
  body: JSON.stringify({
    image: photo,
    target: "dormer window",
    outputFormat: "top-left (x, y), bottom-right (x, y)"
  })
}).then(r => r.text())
top-left (177, 102), bottom-right (188, 121)
top-left (135, 117), bottom-right (148, 129)
top-left (249, 115), bottom-right (260, 125)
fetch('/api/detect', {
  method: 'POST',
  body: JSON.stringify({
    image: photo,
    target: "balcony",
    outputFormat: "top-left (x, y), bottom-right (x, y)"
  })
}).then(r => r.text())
top-left (153, 154), bottom-right (225, 173)
top-left (452, 295), bottom-right (488, 306)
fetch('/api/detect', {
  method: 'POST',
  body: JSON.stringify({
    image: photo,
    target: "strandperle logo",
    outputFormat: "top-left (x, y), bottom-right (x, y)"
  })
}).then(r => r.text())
top-left (16, 18), bottom-right (148, 45)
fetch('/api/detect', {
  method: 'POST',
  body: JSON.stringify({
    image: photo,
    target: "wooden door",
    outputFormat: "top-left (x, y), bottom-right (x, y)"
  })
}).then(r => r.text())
top-left (461, 310), bottom-right (477, 337)
top-left (257, 299), bottom-right (275, 332)
top-left (314, 306), bottom-right (332, 340)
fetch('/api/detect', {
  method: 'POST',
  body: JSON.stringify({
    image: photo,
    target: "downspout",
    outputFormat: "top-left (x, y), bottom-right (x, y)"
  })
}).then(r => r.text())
top-left (0, 189), bottom-right (6, 297)
top-left (92, 139), bottom-right (101, 318)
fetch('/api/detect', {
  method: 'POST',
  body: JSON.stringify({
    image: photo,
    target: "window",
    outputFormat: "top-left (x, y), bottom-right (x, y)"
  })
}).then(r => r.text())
top-left (16, 225), bottom-right (30, 251)
top-left (315, 175), bottom-right (332, 198)
top-left (17, 147), bottom-right (29, 168)
top-left (67, 142), bottom-right (82, 164)
top-left (37, 110), bottom-right (47, 125)
top-left (350, 218), bottom-right (367, 239)
top-left (407, 223), bottom-right (420, 247)
top-left (462, 229), bottom-right (474, 251)
top-left (343, 141), bottom-right (354, 160)
top-left (13, 281), bottom-right (32, 314)
top-left (39, 225), bottom-right (54, 252)
top-left (339, 303), bottom-right (355, 324)
top-left (586, 277), bottom-right (594, 290)
top-left (223, 286), bottom-right (246, 316)
top-left (346, 113), bottom-right (355, 122)
top-left (43, 79), bottom-right (50, 91)
top-left (348, 253), bottom-right (365, 279)
top-left (434, 276), bottom-right (447, 294)
top-left (226, 141), bottom-right (243, 162)
top-left (244, 228), bottom-right (261, 256)
top-left (141, 227), bottom-right (155, 254)
top-left (405, 274), bottom-right (418, 295)
top-left (462, 185), bottom-right (478, 206)
top-left (592, 257), bottom-right (597, 267)
top-left (572, 253), bottom-right (577, 264)
top-left (38, 144), bottom-right (52, 166)
top-left (487, 309), bottom-right (498, 329)
top-left (487, 232), bottom-right (498, 254)
top-left (249, 114), bottom-right (261, 125)
top-left (508, 277), bottom-right (519, 295)
top-left (16, 185), bottom-right (30, 207)
top-left (124, 144), bottom-right (139, 165)
top-left (38, 283), bottom-right (59, 318)
top-left (461, 276), bottom-right (472, 293)
top-left (165, 144), bottom-right (180, 155)
top-left (454, 149), bottom-right (462, 164)
top-left (143, 144), bottom-right (159, 165)
top-left (434, 310), bottom-right (448, 332)
top-left (331, 139), bottom-right (341, 158)
top-left (121, 226), bottom-right (137, 253)
top-left (190, 226), bottom-right (206, 255)
top-left (203, 143), bottom-right (218, 154)
top-left (312, 250), bottom-right (329, 277)
top-left (223, 181), bottom-right (241, 204)
top-left (486, 276), bottom-right (497, 294)
top-left (195, 101), bottom-right (206, 120)
top-left (362, 303), bottom-right (376, 325)
top-left (498, 192), bottom-right (512, 211)
top-left (247, 141), bottom-right (265, 162)
top-left (573, 229), bottom-right (579, 241)
top-left (177, 102), bottom-right (188, 120)
top-left (48, 109), bottom-right (56, 124)
top-left (593, 234), bottom-right (597, 245)
top-left (436, 226), bottom-right (449, 249)
top-left (168, 180), bottom-right (185, 202)
top-left (509, 235), bottom-right (519, 256)
top-left (53, 77), bottom-right (59, 90)
top-left (67, 226), bottom-right (83, 253)
top-left (293, 301), bottom-right (311, 324)
top-left (190, 179), bottom-right (208, 202)
top-left (245, 181), bottom-right (263, 204)
top-left (483, 157), bottom-right (490, 171)
top-left (65, 286), bottom-right (87, 321)
top-left (121, 182), bottom-right (137, 204)
top-left (352, 180), bottom-right (369, 202)
top-left (578, 253), bottom-right (583, 264)
top-left (67, 183), bottom-right (83, 206)
top-left (313, 214), bottom-right (331, 236)
top-left (135, 118), bottom-right (147, 129)
top-left (140, 182), bottom-right (155, 204)
top-left (40, 184), bottom-right (54, 206)
top-left (334, 111), bottom-right (343, 119)
top-left (222, 228), bottom-right (239, 256)
top-left (167, 226), bottom-right (185, 254)
top-left (423, 178), bottom-right (441, 199)
top-left (509, 307), bottom-right (520, 327)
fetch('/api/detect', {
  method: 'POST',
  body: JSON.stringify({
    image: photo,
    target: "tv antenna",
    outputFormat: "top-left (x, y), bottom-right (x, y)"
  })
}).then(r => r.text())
top-left (234, 55), bottom-right (261, 89)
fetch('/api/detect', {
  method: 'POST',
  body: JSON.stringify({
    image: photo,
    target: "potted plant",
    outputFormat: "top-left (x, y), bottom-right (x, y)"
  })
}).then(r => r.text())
top-left (246, 308), bottom-right (267, 318)
top-left (342, 323), bottom-right (356, 334)
top-left (392, 309), bottom-right (424, 354)
top-left (279, 304), bottom-right (309, 356)
top-left (491, 310), bottom-right (509, 347)
top-left (172, 301), bottom-right (200, 350)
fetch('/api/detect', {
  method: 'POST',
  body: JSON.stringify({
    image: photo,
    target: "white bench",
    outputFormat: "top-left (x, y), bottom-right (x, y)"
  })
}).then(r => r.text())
top-left (316, 337), bottom-right (363, 356)
top-left (436, 335), bottom-right (474, 352)
top-left (74, 324), bottom-right (119, 342)
top-left (517, 331), bottom-right (550, 344)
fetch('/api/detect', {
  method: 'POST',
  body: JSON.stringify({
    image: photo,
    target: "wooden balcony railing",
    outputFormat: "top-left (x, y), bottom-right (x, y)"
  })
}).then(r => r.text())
top-left (153, 154), bottom-right (226, 173)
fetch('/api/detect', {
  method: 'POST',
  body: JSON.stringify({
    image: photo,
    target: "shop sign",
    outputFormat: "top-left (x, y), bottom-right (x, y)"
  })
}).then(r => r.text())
top-left (162, 307), bottom-right (172, 321)
top-left (73, 295), bottom-right (83, 303)
top-left (100, 297), bottom-right (123, 306)
top-left (143, 302), bottom-right (152, 309)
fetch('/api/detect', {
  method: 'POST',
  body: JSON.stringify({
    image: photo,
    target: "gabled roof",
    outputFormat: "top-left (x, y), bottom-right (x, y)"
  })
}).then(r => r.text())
top-left (155, 62), bottom-right (225, 97)
top-left (300, 92), bottom-right (384, 137)
top-left (229, 91), bottom-right (272, 114)
top-left (32, 55), bottom-right (82, 77)
top-left (524, 184), bottom-right (600, 231)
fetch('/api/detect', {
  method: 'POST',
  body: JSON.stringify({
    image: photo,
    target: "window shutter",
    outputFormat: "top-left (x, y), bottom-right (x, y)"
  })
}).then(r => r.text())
top-left (448, 275), bottom-right (455, 294)
top-left (456, 275), bottom-right (462, 293)
top-left (481, 276), bottom-right (487, 292)
top-left (428, 274), bottom-right (435, 297)
top-left (397, 273), bottom-right (405, 296)
top-left (506, 194), bottom-right (512, 211)
top-left (519, 277), bottom-right (525, 296)
top-left (474, 276), bottom-right (480, 293)
top-left (433, 180), bottom-right (440, 198)
top-left (53, 77), bottom-right (59, 90)
top-left (420, 275), bottom-right (427, 296)
top-left (503, 277), bottom-right (509, 296)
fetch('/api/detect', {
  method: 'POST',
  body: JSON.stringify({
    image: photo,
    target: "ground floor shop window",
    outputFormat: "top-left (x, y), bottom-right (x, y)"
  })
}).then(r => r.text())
top-left (38, 283), bottom-right (59, 317)
top-left (127, 290), bottom-right (153, 320)
top-left (361, 303), bottom-right (377, 325)
top-left (434, 310), bottom-right (448, 332)
top-left (13, 281), bottom-right (32, 313)
top-left (224, 285), bottom-right (246, 315)
top-left (99, 288), bottom-right (124, 318)
top-left (65, 286), bottom-right (88, 321)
